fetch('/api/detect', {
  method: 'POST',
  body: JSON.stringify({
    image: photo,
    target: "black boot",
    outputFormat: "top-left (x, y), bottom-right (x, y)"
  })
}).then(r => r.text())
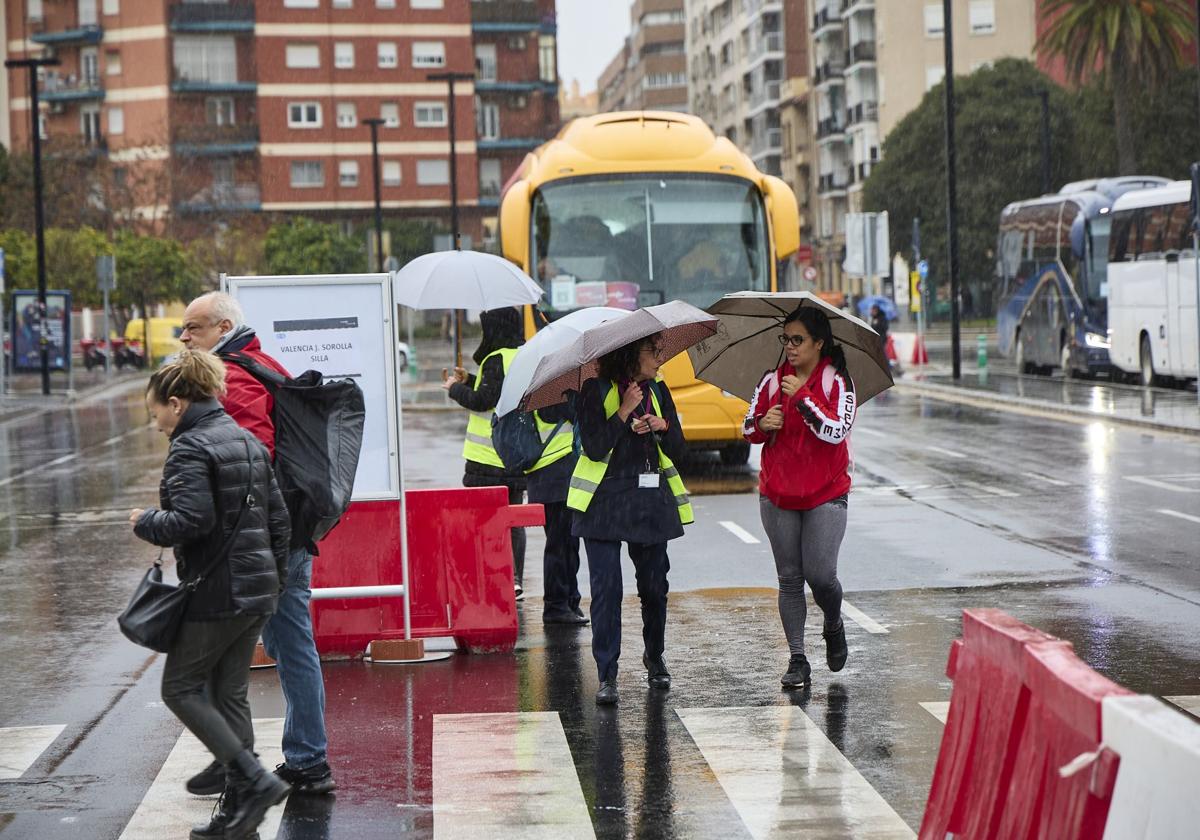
top-left (190, 781), bottom-right (238, 840)
top-left (643, 653), bottom-right (671, 689)
top-left (824, 620), bottom-right (848, 672)
top-left (781, 654), bottom-right (811, 689)
top-left (223, 750), bottom-right (291, 839)
top-left (186, 759), bottom-right (226, 796)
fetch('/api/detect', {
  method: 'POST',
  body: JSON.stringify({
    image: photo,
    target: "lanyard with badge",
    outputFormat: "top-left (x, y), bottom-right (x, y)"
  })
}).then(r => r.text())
top-left (633, 383), bottom-right (661, 489)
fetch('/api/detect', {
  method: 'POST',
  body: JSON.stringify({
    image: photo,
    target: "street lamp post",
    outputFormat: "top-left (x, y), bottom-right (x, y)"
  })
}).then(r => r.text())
top-left (363, 117), bottom-right (386, 273)
top-left (942, 0), bottom-right (963, 380)
top-left (427, 70), bottom-right (474, 366)
top-left (6, 55), bottom-right (62, 396)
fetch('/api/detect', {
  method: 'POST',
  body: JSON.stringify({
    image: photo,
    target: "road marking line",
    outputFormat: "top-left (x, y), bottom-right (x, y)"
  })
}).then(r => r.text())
top-left (1129, 476), bottom-right (1200, 493)
top-left (853, 427), bottom-right (886, 438)
top-left (118, 719), bottom-right (285, 840)
top-left (45, 454), bottom-right (78, 467)
top-left (0, 426), bottom-right (148, 488)
top-left (1022, 471), bottom-right (1070, 487)
top-left (0, 724), bottom-right (65, 779)
top-left (677, 707), bottom-right (916, 840)
top-left (842, 601), bottom-right (889, 634)
top-left (920, 702), bottom-right (951, 725)
top-left (719, 521), bottom-right (761, 544)
top-left (926, 446), bottom-right (968, 459)
top-left (1166, 696), bottom-right (1200, 717)
top-left (963, 482), bottom-right (1019, 498)
top-left (433, 712), bottom-right (594, 839)
top-left (1157, 509), bottom-right (1200, 525)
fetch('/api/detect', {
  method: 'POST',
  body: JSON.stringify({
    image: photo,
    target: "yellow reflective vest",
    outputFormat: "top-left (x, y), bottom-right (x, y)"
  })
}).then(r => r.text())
top-left (566, 381), bottom-right (694, 525)
top-left (529, 411), bottom-right (574, 473)
top-left (461, 347), bottom-right (519, 468)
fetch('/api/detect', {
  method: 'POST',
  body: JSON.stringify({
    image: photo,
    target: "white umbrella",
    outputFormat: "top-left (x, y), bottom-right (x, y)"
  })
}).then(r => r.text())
top-left (496, 307), bottom-right (631, 417)
top-left (392, 250), bottom-right (543, 310)
top-left (520, 300), bottom-right (719, 412)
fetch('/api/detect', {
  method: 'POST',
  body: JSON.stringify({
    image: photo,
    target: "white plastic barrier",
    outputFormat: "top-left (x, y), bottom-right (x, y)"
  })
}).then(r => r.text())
top-left (1101, 695), bottom-right (1200, 839)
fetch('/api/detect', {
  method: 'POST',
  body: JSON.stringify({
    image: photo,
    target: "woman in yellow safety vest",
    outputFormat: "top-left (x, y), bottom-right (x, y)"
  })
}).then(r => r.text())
top-left (568, 332), bottom-right (693, 706)
top-left (443, 307), bottom-right (528, 598)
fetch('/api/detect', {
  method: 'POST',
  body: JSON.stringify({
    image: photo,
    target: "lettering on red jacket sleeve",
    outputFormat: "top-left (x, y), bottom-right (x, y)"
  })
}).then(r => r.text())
top-left (742, 371), bottom-right (774, 443)
top-left (795, 372), bottom-right (855, 444)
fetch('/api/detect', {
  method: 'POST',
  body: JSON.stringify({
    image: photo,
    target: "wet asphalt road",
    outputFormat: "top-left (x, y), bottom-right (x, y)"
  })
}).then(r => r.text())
top-left (0, 377), bottom-right (1198, 838)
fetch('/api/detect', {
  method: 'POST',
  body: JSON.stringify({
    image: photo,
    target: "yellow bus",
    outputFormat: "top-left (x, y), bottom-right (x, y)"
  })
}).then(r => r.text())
top-left (498, 111), bottom-right (800, 464)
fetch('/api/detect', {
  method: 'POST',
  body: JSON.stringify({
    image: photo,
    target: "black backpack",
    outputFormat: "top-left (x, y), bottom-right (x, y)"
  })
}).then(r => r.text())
top-left (492, 409), bottom-right (565, 474)
top-left (220, 351), bottom-right (365, 550)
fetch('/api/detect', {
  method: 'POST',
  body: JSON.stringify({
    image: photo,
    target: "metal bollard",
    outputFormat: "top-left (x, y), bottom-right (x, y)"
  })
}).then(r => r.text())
top-left (976, 334), bottom-right (988, 369)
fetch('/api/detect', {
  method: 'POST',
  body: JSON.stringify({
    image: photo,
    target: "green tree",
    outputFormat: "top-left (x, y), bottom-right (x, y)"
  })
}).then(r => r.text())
top-left (1037, 0), bottom-right (1194, 175)
top-left (263, 217), bottom-right (365, 275)
top-left (114, 232), bottom-right (202, 359)
top-left (45, 226), bottom-right (113, 309)
top-left (863, 59), bottom-right (1083, 318)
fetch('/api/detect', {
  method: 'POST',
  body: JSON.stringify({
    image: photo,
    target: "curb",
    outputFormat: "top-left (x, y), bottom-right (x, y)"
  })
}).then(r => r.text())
top-left (894, 379), bottom-right (1200, 437)
top-left (0, 373), bottom-right (147, 426)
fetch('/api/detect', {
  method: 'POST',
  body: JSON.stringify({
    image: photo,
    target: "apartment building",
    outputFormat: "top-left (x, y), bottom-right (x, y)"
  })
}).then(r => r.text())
top-left (686, 0), bottom-right (804, 178)
top-left (808, 0), bottom-right (1036, 293)
top-left (5, 0), bottom-right (561, 243)
top-left (598, 0), bottom-right (687, 115)
top-left (774, 0), bottom-right (810, 287)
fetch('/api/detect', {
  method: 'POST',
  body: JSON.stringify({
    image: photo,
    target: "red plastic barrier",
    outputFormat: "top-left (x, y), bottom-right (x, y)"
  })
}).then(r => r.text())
top-left (310, 487), bottom-right (544, 656)
top-left (920, 609), bottom-right (1132, 840)
top-left (911, 334), bottom-right (929, 364)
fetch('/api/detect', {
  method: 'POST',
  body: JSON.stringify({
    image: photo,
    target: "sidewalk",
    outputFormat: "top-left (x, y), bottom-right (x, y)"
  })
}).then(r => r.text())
top-left (0, 368), bottom-right (148, 424)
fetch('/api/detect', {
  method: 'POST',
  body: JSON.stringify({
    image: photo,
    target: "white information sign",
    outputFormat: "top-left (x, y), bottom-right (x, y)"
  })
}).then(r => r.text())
top-left (223, 273), bottom-right (400, 501)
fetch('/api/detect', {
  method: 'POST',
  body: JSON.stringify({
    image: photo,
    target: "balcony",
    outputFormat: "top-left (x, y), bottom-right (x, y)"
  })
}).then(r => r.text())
top-left (844, 41), bottom-right (877, 68)
top-left (814, 61), bottom-right (845, 86)
top-left (169, 2), bottom-right (255, 33)
top-left (30, 24), bottom-right (102, 46)
top-left (474, 80), bottom-right (557, 95)
top-left (172, 123), bottom-right (259, 156)
top-left (845, 100), bottom-right (878, 127)
top-left (749, 80), bottom-right (782, 108)
top-left (477, 137), bottom-right (544, 151)
top-left (812, 6), bottom-right (843, 36)
top-left (748, 31), bottom-right (783, 59)
top-left (751, 127), bottom-right (783, 156)
top-left (472, 0), bottom-right (554, 33)
top-left (857, 161), bottom-right (874, 182)
top-left (842, 0), bottom-right (876, 17)
top-left (41, 77), bottom-right (105, 103)
top-left (172, 76), bottom-right (257, 95)
top-left (818, 171), bottom-right (850, 194)
top-left (177, 184), bottom-right (261, 214)
top-left (816, 116), bottom-right (846, 141)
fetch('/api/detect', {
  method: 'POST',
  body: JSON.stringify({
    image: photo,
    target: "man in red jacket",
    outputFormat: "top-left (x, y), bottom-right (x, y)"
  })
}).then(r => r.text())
top-left (179, 291), bottom-right (336, 798)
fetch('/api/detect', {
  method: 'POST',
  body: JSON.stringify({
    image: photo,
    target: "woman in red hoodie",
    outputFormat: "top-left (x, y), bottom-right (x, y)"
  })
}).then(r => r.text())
top-left (743, 306), bottom-right (854, 689)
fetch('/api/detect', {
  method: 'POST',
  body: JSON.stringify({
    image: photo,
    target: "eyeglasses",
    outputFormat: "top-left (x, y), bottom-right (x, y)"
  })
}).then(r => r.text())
top-left (778, 334), bottom-right (807, 347)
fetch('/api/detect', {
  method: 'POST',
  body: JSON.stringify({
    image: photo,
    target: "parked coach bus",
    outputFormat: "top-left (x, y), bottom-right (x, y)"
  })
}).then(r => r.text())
top-left (995, 177), bottom-right (1167, 377)
top-left (497, 111), bottom-right (800, 464)
top-left (1107, 181), bottom-right (1200, 386)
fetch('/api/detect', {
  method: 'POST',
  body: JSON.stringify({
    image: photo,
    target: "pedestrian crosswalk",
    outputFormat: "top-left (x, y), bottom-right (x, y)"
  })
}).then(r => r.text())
top-left (0, 723), bottom-right (64, 779)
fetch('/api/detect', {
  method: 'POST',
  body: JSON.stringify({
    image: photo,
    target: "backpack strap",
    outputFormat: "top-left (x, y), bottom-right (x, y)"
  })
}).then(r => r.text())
top-left (219, 351), bottom-right (288, 391)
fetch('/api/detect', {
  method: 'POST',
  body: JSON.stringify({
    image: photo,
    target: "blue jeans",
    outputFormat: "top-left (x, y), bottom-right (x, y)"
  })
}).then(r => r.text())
top-left (262, 547), bottom-right (328, 769)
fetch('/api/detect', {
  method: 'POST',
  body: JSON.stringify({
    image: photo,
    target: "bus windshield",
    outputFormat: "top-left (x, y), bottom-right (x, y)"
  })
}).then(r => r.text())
top-left (531, 175), bottom-right (770, 318)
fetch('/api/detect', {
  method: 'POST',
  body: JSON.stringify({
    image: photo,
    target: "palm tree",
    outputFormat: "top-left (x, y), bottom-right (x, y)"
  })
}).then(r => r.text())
top-left (1037, 0), bottom-right (1195, 174)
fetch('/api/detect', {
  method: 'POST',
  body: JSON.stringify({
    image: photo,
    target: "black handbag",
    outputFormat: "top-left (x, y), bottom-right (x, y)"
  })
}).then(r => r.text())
top-left (119, 442), bottom-right (256, 653)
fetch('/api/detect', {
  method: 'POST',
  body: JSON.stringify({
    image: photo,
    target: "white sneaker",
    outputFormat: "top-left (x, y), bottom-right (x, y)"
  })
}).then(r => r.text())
top-left (514, 583), bottom-right (525, 601)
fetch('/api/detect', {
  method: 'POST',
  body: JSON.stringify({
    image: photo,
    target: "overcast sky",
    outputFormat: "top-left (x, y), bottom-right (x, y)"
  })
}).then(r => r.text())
top-left (556, 1), bottom-right (632, 93)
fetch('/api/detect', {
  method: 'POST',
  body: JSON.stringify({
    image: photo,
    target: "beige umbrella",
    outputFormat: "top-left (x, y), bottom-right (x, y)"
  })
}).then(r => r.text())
top-left (519, 300), bottom-right (718, 412)
top-left (687, 291), bottom-right (893, 405)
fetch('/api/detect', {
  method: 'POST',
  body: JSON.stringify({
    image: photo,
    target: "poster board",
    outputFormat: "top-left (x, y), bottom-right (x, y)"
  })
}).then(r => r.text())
top-left (223, 273), bottom-right (400, 501)
top-left (11, 290), bottom-right (71, 373)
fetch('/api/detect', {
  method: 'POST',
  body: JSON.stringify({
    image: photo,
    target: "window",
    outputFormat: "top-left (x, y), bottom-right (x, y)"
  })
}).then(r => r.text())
top-left (174, 36), bottom-right (236, 83)
top-left (412, 41), bottom-right (445, 68)
top-left (102, 0), bottom-right (119, 14)
top-left (643, 72), bottom-right (686, 89)
top-left (81, 47), bottom-right (99, 84)
top-left (38, 114), bottom-right (47, 141)
top-left (479, 158), bottom-right (502, 197)
top-left (334, 42), bottom-right (354, 68)
top-left (378, 43), bottom-right (398, 68)
top-left (475, 44), bottom-right (497, 82)
top-left (286, 44), bottom-right (321, 69)
top-left (284, 0), bottom-right (319, 6)
top-left (924, 4), bottom-right (944, 37)
top-left (108, 106), bottom-right (124, 135)
top-left (212, 159), bottom-right (234, 200)
top-left (414, 101), bottom-right (446, 127)
top-left (411, 0), bottom-right (443, 7)
top-left (417, 159), bottom-right (450, 185)
top-left (539, 35), bottom-right (556, 83)
top-left (290, 161), bottom-right (324, 188)
top-left (925, 65), bottom-right (945, 90)
top-left (112, 166), bottom-right (126, 188)
top-left (477, 101), bottom-right (500, 140)
top-left (206, 96), bottom-right (235, 125)
top-left (969, 0), bottom-right (996, 34)
top-left (336, 102), bottom-right (357, 127)
top-left (382, 161), bottom-right (401, 186)
top-left (106, 49), bottom-right (121, 76)
top-left (377, 0), bottom-right (396, 7)
top-left (380, 102), bottom-right (400, 127)
top-left (81, 106), bottom-right (101, 144)
top-left (339, 160), bottom-right (359, 187)
top-left (640, 9), bottom-right (685, 26)
top-left (333, 0), bottom-right (352, 6)
top-left (288, 101), bottom-right (322, 128)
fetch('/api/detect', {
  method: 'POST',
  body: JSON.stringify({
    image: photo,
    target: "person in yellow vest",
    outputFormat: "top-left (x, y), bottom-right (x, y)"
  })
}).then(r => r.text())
top-left (569, 332), bottom-right (693, 706)
top-left (443, 307), bottom-right (528, 598)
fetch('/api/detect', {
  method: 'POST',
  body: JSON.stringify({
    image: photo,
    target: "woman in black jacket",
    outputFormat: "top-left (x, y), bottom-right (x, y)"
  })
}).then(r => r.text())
top-left (443, 307), bottom-right (528, 597)
top-left (130, 350), bottom-right (292, 840)
top-left (569, 333), bottom-right (692, 706)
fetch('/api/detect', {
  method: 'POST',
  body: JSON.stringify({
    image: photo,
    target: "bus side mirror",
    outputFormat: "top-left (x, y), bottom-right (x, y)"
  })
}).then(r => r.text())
top-left (762, 175), bottom-right (800, 260)
top-left (500, 179), bottom-right (532, 269)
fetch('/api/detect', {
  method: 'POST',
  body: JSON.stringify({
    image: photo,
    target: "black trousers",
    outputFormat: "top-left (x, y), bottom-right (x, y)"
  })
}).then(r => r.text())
top-left (508, 485), bottom-right (526, 586)
top-left (161, 613), bottom-right (269, 764)
top-left (542, 500), bottom-right (582, 618)
top-left (584, 539), bottom-right (670, 682)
